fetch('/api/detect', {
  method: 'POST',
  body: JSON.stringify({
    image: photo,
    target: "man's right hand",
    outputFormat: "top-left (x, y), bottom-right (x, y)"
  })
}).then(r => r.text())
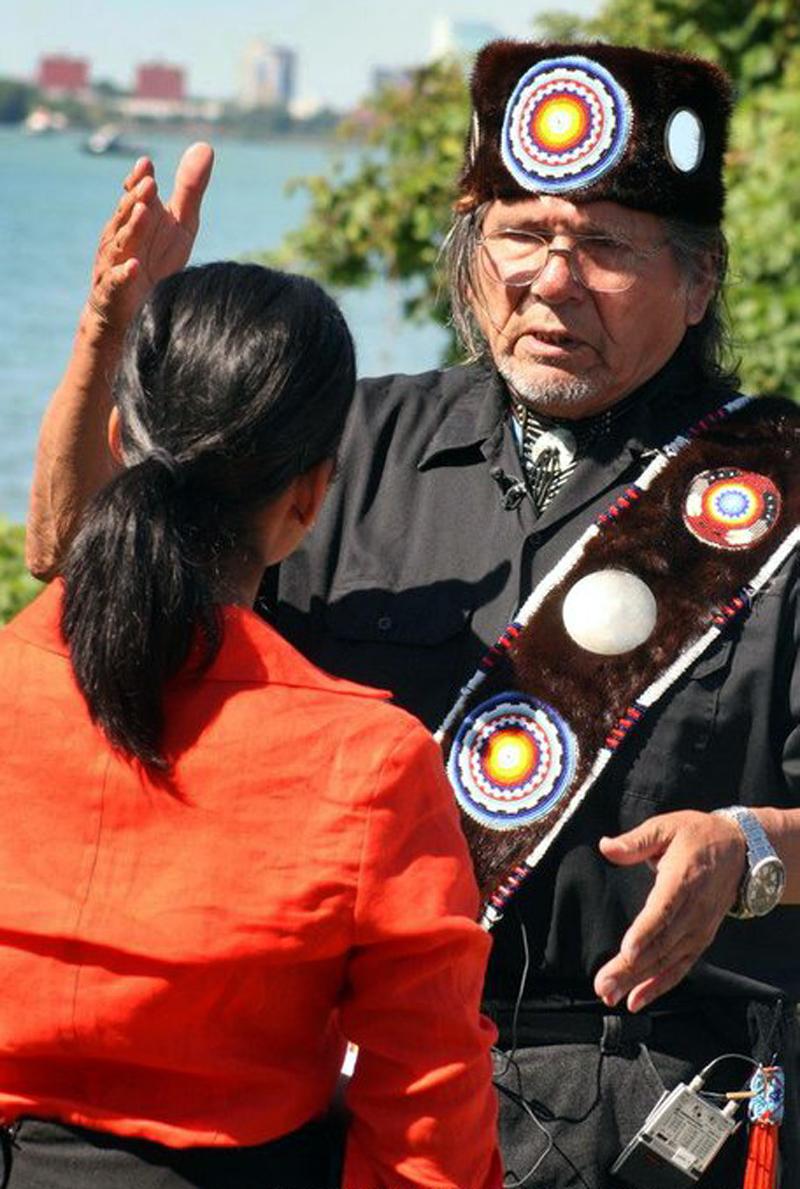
top-left (87, 142), bottom-right (215, 337)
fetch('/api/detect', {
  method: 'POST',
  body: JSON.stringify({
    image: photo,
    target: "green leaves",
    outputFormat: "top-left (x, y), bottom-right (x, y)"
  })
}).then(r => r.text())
top-left (0, 523), bottom-right (41, 626)
top-left (0, 80), bottom-right (36, 124)
top-left (579, 0), bottom-right (800, 395)
top-left (270, 60), bottom-right (469, 343)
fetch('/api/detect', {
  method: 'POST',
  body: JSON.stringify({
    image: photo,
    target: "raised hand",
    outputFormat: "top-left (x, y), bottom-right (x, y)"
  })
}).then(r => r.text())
top-left (592, 809), bottom-right (746, 1012)
top-left (87, 142), bottom-right (214, 335)
top-left (26, 143), bottom-right (214, 578)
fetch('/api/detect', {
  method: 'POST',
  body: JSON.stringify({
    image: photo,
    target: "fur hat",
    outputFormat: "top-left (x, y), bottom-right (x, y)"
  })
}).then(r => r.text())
top-left (458, 41), bottom-right (733, 224)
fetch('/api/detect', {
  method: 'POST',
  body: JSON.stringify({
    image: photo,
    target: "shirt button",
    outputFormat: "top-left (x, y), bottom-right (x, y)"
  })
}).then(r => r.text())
top-left (377, 615), bottom-right (393, 632)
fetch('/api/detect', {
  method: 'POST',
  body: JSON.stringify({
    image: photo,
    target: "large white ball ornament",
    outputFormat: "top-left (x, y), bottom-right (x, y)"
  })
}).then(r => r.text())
top-left (561, 569), bottom-right (657, 655)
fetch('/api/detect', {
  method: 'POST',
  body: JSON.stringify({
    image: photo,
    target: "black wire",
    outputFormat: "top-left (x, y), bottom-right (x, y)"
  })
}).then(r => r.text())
top-left (496, 1081), bottom-right (554, 1187)
top-left (546, 1140), bottom-right (594, 1189)
top-left (497, 1079), bottom-right (596, 1189)
top-left (546, 1047), bottom-right (605, 1126)
top-left (492, 914), bottom-right (597, 1188)
top-left (492, 910), bottom-right (531, 1079)
top-left (0, 1123), bottom-right (20, 1189)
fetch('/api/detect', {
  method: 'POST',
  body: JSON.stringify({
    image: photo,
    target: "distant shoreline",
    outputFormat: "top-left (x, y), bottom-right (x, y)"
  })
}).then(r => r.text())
top-left (0, 76), bottom-right (358, 146)
top-left (6, 120), bottom-right (355, 148)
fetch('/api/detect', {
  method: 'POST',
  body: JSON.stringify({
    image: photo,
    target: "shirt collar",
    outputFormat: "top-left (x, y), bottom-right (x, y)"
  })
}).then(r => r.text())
top-left (418, 338), bottom-right (733, 471)
top-left (601, 339), bottom-right (728, 458)
top-left (417, 361), bottom-right (507, 470)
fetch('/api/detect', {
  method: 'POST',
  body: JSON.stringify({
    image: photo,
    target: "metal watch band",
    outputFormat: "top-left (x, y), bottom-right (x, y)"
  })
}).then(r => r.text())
top-left (712, 806), bottom-right (784, 919)
top-left (713, 806), bottom-right (774, 864)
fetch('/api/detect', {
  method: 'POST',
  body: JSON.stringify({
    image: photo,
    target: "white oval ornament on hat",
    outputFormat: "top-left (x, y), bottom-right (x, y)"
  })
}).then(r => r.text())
top-left (665, 108), bottom-right (705, 173)
top-left (562, 568), bottom-right (657, 655)
top-left (468, 110), bottom-right (481, 166)
top-left (447, 692), bottom-right (578, 831)
top-left (683, 468), bottom-right (781, 550)
top-left (501, 55), bottom-right (633, 194)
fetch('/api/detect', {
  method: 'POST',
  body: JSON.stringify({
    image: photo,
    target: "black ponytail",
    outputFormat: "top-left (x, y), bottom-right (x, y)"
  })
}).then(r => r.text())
top-left (62, 262), bottom-right (355, 770)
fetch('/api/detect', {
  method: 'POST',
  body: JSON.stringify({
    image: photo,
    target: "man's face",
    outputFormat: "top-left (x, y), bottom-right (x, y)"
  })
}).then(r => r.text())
top-left (470, 196), bottom-right (713, 419)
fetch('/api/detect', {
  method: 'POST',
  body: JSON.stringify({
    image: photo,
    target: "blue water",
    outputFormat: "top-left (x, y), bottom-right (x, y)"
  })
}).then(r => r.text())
top-left (0, 127), bottom-right (447, 521)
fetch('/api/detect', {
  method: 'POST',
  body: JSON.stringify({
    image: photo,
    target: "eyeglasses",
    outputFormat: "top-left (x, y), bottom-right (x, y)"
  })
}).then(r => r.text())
top-left (477, 228), bottom-right (669, 294)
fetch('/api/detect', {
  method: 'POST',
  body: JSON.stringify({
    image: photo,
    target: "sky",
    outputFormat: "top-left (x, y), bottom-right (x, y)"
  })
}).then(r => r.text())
top-left (4, 0), bottom-right (599, 109)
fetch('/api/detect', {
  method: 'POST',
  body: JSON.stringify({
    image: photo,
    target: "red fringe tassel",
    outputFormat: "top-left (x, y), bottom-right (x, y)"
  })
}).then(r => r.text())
top-left (743, 1120), bottom-right (778, 1189)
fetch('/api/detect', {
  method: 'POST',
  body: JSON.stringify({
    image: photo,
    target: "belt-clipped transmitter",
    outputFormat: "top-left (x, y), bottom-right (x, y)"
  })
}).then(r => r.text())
top-left (611, 1052), bottom-right (784, 1188)
top-left (611, 1079), bottom-right (738, 1187)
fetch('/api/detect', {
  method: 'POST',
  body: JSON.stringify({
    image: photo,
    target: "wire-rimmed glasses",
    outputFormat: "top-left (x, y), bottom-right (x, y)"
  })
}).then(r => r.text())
top-left (477, 229), bottom-right (669, 294)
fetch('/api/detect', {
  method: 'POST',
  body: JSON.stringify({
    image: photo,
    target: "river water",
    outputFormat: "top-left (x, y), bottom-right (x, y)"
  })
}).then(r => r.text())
top-left (0, 127), bottom-right (447, 521)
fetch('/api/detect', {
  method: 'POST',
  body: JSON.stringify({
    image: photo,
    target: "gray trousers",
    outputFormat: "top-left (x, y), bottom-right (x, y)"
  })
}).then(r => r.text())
top-left (495, 1041), bottom-right (749, 1189)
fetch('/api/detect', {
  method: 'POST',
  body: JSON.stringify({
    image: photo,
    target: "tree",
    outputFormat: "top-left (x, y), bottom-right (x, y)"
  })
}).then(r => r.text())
top-left (280, 6), bottom-right (800, 396)
top-left (93, 79), bottom-right (129, 98)
top-left (724, 39), bottom-right (800, 395)
top-left (540, 0), bottom-right (797, 83)
top-left (0, 524), bottom-right (40, 625)
top-left (273, 60), bottom-right (469, 338)
top-left (0, 79), bottom-right (36, 124)
top-left (567, 0), bottom-right (800, 397)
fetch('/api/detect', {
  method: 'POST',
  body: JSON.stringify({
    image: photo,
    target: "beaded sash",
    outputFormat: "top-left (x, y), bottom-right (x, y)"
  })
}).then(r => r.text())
top-left (435, 396), bottom-right (800, 929)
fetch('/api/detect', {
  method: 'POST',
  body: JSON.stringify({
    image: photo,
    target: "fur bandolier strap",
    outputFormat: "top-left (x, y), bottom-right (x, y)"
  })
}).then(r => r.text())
top-left (436, 396), bottom-right (800, 928)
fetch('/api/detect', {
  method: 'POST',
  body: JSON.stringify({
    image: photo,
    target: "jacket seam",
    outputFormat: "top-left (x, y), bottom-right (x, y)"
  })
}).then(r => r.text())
top-left (67, 751), bottom-right (111, 1046)
top-left (349, 724), bottom-right (422, 949)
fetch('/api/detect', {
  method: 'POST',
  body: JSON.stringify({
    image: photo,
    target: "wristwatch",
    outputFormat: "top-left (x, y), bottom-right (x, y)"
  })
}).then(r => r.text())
top-left (713, 806), bottom-right (786, 919)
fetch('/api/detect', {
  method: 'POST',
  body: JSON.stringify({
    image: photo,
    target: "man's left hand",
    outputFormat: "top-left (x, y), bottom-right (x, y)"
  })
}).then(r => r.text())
top-left (593, 810), bottom-right (746, 1013)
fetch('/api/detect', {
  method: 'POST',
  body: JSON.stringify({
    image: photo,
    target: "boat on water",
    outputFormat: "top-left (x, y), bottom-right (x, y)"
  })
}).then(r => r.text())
top-left (24, 108), bottom-right (69, 135)
top-left (82, 124), bottom-right (149, 157)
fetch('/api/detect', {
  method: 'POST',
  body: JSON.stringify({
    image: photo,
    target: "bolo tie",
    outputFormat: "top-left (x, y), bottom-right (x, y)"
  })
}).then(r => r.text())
top-left (512, 402), bottom-right (604, 516)
top-left (511, 389), bottom-right (648, 517)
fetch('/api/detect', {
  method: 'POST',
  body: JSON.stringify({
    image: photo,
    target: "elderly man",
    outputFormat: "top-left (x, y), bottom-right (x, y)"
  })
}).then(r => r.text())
top-left (28, 40), bottom-right (800, 1189)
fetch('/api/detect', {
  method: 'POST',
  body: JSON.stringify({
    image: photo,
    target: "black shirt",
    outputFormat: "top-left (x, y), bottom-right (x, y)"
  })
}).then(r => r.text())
top-left (267, 346), bottom-right (800, 1003)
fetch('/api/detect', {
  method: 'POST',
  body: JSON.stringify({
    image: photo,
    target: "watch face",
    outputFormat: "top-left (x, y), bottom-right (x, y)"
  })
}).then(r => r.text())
top-left (745, 857), bottom-right (786, 917)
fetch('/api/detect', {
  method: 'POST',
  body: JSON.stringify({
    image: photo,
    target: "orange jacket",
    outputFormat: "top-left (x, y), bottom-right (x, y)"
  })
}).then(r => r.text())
top-left (0, 582), bottom-right (501, 1188)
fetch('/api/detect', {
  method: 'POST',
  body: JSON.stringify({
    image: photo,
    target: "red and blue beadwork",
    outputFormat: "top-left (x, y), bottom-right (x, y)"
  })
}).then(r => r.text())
top-left (683, 468), bottom-right (781, 550)
top-left (501, 56), bottom-right (632, 194)
top-left (447, 692), bottom-right (577, 831)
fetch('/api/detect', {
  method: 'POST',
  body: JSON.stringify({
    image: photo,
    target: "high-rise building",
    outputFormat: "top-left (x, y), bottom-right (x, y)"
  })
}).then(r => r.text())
top-left (135, 62), bottom-right (186, 102)
top-left (429, 17), bottom-right (501, 61)
top-left (37, 55), bottom-right (90, 95)
top-left (240, 39), bottom-right (296, 108)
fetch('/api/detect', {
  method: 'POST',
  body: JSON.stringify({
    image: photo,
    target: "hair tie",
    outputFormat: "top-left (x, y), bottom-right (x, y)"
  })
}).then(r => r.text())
top-left (142, 447), bottom-right (184, 487)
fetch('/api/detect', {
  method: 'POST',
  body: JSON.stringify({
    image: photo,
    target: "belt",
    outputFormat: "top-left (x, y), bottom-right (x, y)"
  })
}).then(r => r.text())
top-left (485, 1003), bottom-right (737, 1057)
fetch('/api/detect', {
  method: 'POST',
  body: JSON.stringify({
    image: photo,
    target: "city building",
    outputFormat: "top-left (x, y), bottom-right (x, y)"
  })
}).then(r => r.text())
top-left (429, 17), bottom-right (501, 61)
top-left (37, 55), bottom-right (90, 95)
top-left (135, 62), bottom-right (186, 103)
top-left (240, 39), bottom-right (297, 108)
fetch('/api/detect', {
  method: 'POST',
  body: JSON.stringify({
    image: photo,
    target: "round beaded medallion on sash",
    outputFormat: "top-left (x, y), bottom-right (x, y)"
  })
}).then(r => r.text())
top-left (683, 468), bottom-right (781, 550)
top-left (448, 692), bottom-right (578, 831)
top-left (501, 56), bottom-right (632, 194)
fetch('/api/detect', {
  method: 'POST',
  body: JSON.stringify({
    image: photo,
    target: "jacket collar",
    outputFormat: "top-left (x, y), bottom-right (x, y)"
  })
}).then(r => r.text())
top-left (7, 580), bottom-right (387, 701)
